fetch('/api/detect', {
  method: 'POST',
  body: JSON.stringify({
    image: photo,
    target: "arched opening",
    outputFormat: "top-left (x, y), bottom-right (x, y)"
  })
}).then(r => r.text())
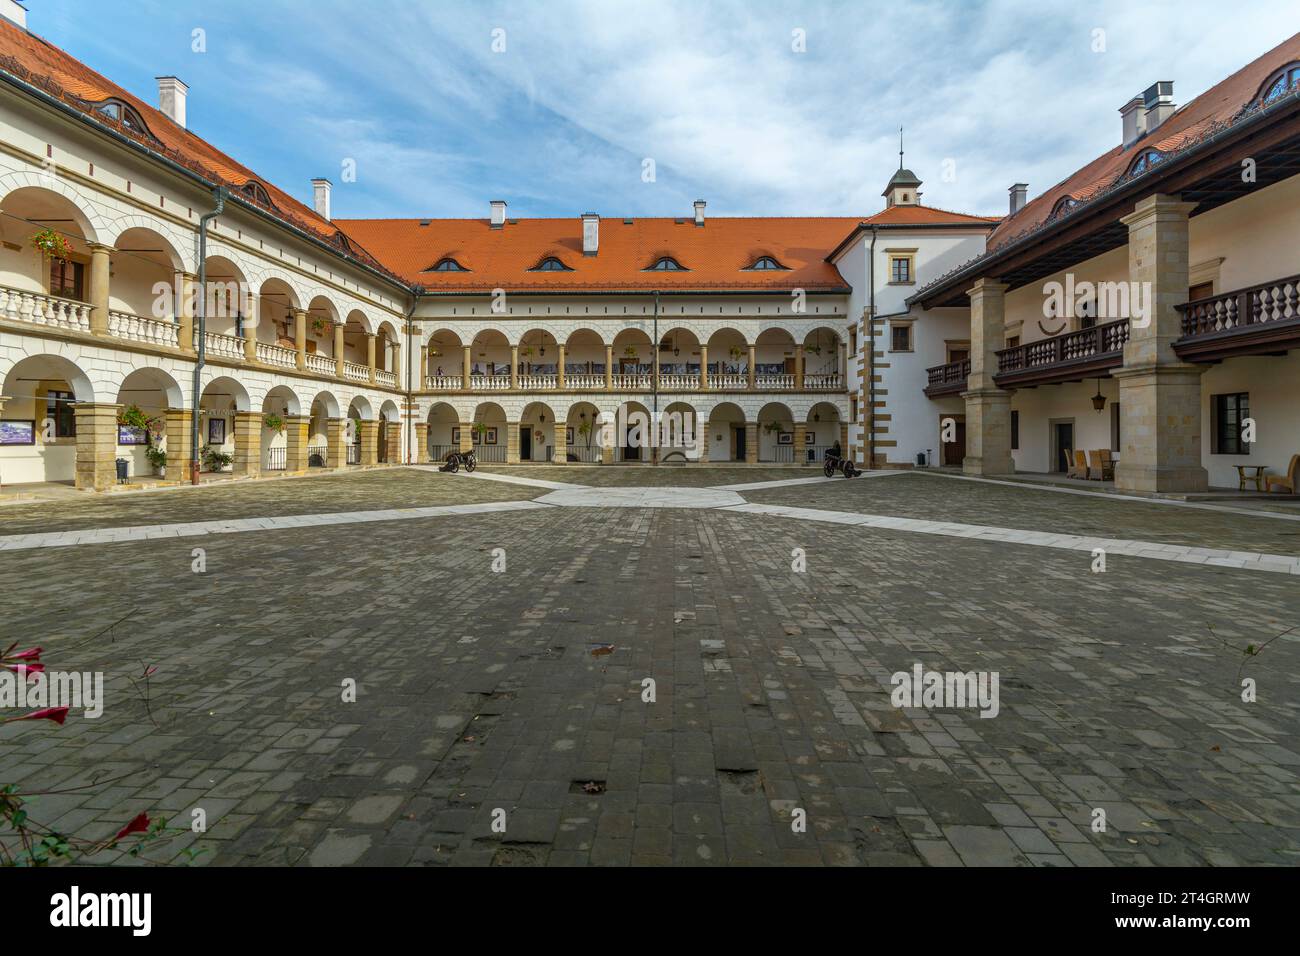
top-left (202, 255), bottom-right (251, 341)
top-left (706, 329), bottom-right (748, 387)
top-left (659, 400), bottom-right (701, 461)
top-left (427, 402), bottom-right (459, 462)
top-left (564, 329), bottom-right (605, 388)
top-left (471, 401), bottom-right (507, 462)
top-left (115, 367), bottom-right (181, 479)
top-left (706, 401), bottom-right (746, 463)
top-left (378, 399), bottom-right (401, 464)
top-left (565, 401), bottom-right (601, 463)
top-left (613, 400), bottom-right (651, 462)
top-left (261, 385), bottom-right (300, 471)
top-left (342, 310), bottom-right (371, 376)
top-left (755, 329), bottom-right (796, 388)
top-left (426, 329), bottom-right (463, 389)
top-left (657, 328), bottom-right (701, 389)
top-left (375, 321), bottom-right (400, 376)
top-left (0, 353), bottom-right (94, 485)
top-left (803, 327), bottom-right (843, 389)
top-left (344, 395), bottom-right (371, 466)
top-left (757, 401), bottom-right (795, 463)
top-left (111, 227), bottom-right (183, 335)
top-left (519, 401), bottom-right (556, 463)
top-left (256, 277), bottom-right (299, 363)
top-left (517, 329), bottom-right (559, 388)
top-left (306, 295), bottom-right (341, 363)
top-left (198, 375), bottom-right (249, 474)
top-left (468, 330), bottom-right (511, 389)
top-left (611, 329), bottom-right (653, 388)
top-left (806, 402), bottom-right (842, 463)
top-left (0, 187), bottom-right (97, 316)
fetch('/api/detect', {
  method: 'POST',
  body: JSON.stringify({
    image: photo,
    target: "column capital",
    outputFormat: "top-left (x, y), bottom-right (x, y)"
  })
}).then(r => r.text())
top-left (1120, 193), bottom-right (1198, 228)
top-left (965, 277), bottom-right (1008, 299)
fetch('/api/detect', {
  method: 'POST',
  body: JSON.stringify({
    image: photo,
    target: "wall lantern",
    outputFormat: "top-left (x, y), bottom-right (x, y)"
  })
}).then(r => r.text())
top-left (1091, 378), bottom-right (1106, 412)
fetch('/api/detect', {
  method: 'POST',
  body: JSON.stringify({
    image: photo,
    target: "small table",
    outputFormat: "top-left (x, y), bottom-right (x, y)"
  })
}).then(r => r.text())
top-left (1235, 464), bottom-right (1268, 491)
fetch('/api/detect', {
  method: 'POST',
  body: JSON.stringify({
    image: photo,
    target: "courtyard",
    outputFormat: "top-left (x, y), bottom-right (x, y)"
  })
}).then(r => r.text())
top-left (2, 465), bottom-right (1298, 867)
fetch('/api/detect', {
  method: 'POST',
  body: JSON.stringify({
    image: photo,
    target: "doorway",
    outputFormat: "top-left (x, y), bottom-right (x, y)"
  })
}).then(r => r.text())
top-left (520, 425), bottom-right (532, 461)
top-left (941, 416), bottom-right (966, 467)
top-left (1051, 420), bottom-right (1075, 473)
top-left (733, 425), bottom-right (747, 462)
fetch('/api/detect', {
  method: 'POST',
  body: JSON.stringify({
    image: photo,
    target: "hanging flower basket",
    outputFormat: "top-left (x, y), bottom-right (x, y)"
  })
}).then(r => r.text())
top-left (263, 413), bottom-right (285, 432)
top-left (30, 227), bottom-right (73, 262)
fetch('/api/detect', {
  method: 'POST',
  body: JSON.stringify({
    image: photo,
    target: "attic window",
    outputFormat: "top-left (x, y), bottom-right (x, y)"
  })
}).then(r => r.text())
top-left (241, 180), bottom-right (275, 207)
top-left (1127, 149), bottom-right (1165, 176)
top-left (428, 257), bottom-right (468, 272)
top-left (646, 257), bottom-right (686, 271)
top-left (1048, 196), bottom-right (1079, 220)
top-left (745, 256), bottom-right (786, 271)
top-left (94, 99), bottom-right (152, 137)
top-left (1258, 63), bottom-right (1300, 107)
top-left (530, 257), bottom-right (572, 272)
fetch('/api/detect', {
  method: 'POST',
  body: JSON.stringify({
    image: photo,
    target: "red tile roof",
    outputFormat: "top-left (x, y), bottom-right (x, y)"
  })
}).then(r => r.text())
top-left (0, 18), bottom-right (403, 286)
top-left (987, 32), bottom-right (1300, 252)
top-left (336, 206), bottom-right (1001, 294)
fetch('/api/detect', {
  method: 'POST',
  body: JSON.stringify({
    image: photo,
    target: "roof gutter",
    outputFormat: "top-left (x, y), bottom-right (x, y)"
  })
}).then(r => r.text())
top-left (867, 225), bottom-right (877, 470)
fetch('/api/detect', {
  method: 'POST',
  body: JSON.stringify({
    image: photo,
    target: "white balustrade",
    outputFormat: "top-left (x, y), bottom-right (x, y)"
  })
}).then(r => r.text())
top-left (257, 342), bottom-right (297, 368)
top-left (803, 373), bottom-right (843, 390)
top-left (203, 330), bottom-right (244, 359)
top-left (565, 374), bottom-right (603, 389)
top-left (108, 310), bottom-right (180, 348)
top-left (754, 373), bottom-right (794, 389)
top-left (376, 369), bottom-right (397, 387)
top-left (425, 374), bottom-right (463, 390)
top-left (657, 373), bottom-right (696, 390)
top-left (304, 352), bottom-right (334, 375)
top-left (610, 373), bottom-right (650, 390)
top-left (518, 374), bottom-right (557, 389)
top-left (470, 374), bottom-right (511, 390)
top-left (0, 285), bottom-right (92, 333)
top-left (707, 373), bottom-right (748, 389)
top-left (343, 361), bottom-right (370, 382)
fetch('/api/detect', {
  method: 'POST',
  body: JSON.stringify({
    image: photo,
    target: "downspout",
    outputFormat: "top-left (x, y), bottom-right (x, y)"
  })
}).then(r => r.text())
top-left (867, 224), bottom-right (878, 470)
top-left (403, 290), bottom-right (419, 463)
top-left (651, 289), bottom-right (659, 465)
top-left (191, 187), bottom-right (228, 484)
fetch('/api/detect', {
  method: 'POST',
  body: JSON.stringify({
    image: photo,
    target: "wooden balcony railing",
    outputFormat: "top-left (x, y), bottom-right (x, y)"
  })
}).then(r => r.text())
top-left (996, 319), bottom-right (1129, 375)
top-left (1177, 274), bottom-right (1300, 337)
top-left (923, 358), bottom-right (970, 396)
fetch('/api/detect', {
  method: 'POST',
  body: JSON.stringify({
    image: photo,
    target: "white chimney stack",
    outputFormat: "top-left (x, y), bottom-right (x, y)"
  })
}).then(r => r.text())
top-left (693, 199), bottom-right (706, 226)
top-left (1120, 96), bottom-right (1146, 147)
top-left (156, 76), bottom-right (188, 129)
top-left (1143, 81), bottom-right (1175, 133)
top-left (311, 178), bottom-right (332, 220)
top-left (1008, 183), bottom-right (1027, 215)
top-left (582, 212), bottom-right (599, 256)
top-left (490, 200), bottom-right (506, 229)
top-left (0, 1), bottom-right (28, 29)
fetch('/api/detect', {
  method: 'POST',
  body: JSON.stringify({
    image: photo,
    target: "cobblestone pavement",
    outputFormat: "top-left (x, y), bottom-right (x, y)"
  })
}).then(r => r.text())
top-left (2, 468), bottom-right (1297, 867)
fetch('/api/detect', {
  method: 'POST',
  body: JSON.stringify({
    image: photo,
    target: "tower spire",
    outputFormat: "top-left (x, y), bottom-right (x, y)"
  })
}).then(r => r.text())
top-left (899, 126), bottom-right (904, 170)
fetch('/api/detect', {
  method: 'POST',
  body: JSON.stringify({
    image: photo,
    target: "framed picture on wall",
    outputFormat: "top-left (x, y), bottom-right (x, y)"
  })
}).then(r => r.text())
top-left (484, 427), bottom-right (498, 445)
top-left (805, 431), bottom-right (816, 446)
top-left (777, 431), bottom-right (793, 445)
top-left (117, 424), bottom-right (148, 445)
top-left (565, 426), bottom-right (574, 445)
top-left (0, 420), bottom-right (36, 445)
top-left (207, 417), bottom-right (226, 444)
top-left (450, 426), bottom-right (461, 445)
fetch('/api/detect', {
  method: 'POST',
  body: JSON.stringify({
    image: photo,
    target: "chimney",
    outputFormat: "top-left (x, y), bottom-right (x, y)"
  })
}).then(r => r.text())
top-left (0, 1), bottom-right (27, 29)
top-left (1143, 81), bottom-right (1175, 133)
top-left (1119, 96), bottom-right (1146, 147)
top-left (1008, 183), bottom-right (1028, 216)
top-left (582, 212), bottom-right (599, 256)
top-left (311, 178), bottom-right (331, 220)
top-left (490, 200), bottom-right (506, 229)
top-left (156, 76), bottom-right (188, 129)
top-left (693, 199), bottom-right (706, 226)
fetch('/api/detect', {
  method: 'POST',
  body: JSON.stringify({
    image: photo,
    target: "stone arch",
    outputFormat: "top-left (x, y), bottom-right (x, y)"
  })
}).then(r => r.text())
top-left (518, 399), bottom-right (556, 463)
top-left (566, 400), bottom-right (601, 463)
top-left (426, 400), bottom-right (459, 460)
top-left (757, 401), bottom-right (795, 463)
top-left (107, 215), bottom-right (192, 272)
top-left (705, 400), bottom-right (746, 463)
top-left (0, 176), bottom-right (106, 242)
top-left (115, 365), bottom-right (183, 411)
top-left (346, 394), bottom-right (373, 421)
top-left (0, 352), bottom-right (95, 484)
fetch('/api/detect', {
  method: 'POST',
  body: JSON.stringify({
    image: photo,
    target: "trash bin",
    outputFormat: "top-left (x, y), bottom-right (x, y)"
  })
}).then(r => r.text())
top-left (916, 451), bottom-right (927, 467)
top-left (115, 457), bottom-right (129, 482)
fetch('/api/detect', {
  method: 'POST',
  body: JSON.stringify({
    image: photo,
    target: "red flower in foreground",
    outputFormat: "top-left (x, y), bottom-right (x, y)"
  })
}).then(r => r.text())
top-left (115, 812), bottom-right (150, 841)
top-left (3, 706), bottom-right (69, 725)
top-left (7, 646), bottom-right (42, 661)
top-left (4, 663), bottom-right (44, 677)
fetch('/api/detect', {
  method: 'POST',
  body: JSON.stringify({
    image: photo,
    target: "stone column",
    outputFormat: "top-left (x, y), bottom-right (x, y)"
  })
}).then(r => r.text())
top-left (744, 421), bottom-right (758, 464)
top-left (962, 278), bottom-right (1014, 476)
top-left (793, 422), bottom-right (807, 464)
top-left (699, 344), bottom-right (709, 389)
top-left (602, 442), bottom-right (615, 464)
top-left (795, 344), bottom-right (805, 389)
top-left (390, 341), bottom-right (402, 387)
top-left (334, 323), bottom-right (346, 378)
top-left (293, 309), bottom-right (307, 370)
top-left (413, 422), bottom-right (429, 463)
top-left (557, 345), bottom-right (566, 389)
top-left (552, 422), bottom-right (567, 464)
top-left (177, 273), bottom-right (197, 353)
top-left (509, 345), bottom-right (519, 389)
top-left (462, 345), bottom-right (472, 389)
top-left (163, 408), bottom-right (192, 477)
top-left (419, 343), bottom-right (428, 388)
top-left (231, 411), bottom-right (260, 477)
top-left (1114, 194), bottom-right (1208, 494)
top-left (459, 424), bottom-right (473, 453)
top-left (242, 307), bottom-right (258, 362)
top-left (747, 345), bottom-right (756, 389)
top-left (605, 345), bottom-right (614, 389)
top-left (284, 415), bottom-right (310, 472)
top-left (87, 243), bottom-right (111, 335)
top-left (326, 417), bottom-right (346, 468)
top-left (506, 422), bottom-right (521, 464)
top-left (73, 402), bottom-right (120, 490)
top-left (358, 420), bottom-right (379, 466)
top-left (366, 333), bottom-right (377, 384)
top-left (384, 421), bottom-right (401, 463)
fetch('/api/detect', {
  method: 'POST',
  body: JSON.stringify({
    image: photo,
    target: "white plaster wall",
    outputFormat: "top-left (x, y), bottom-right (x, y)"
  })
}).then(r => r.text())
top-left (1009, 379), bottom-right (1119, 473)
top-left (1200, 352), bottom-right (1300, 489)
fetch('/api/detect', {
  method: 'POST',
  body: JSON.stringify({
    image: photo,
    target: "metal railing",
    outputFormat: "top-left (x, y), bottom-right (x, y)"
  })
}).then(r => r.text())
top-left (307, 443), bottom-right (327, 466)
top-left (265, 446), bottom-right (286, 471)
top-left (474, 442), bottom-right (507, 462)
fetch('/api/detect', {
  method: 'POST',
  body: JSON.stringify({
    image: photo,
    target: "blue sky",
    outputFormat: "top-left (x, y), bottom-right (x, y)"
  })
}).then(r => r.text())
top-left (31, 0), bottom-right (1300, 221)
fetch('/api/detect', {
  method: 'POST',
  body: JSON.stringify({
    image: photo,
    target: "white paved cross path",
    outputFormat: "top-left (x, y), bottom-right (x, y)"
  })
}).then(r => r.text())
top-left (0, 470), bottom-right (1296, 576)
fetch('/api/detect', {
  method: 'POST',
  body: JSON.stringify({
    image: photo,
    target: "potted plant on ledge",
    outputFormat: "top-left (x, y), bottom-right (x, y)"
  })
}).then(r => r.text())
top-left (145, 445), bottom-right (167, 478)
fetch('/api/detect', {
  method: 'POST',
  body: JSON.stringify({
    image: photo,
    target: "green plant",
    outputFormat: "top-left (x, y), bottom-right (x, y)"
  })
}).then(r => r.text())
top-left (577, 419), bottom-right (592, 445)
top-left (520, 346), bottom-right (535, 358)
top-left (117, 404), bottom-right (158, 433)
top-left (311, 317), bottom-right (328, 334)
top-left (30, 227), bottom-right (72, 261)
top-left (763, 421), bottom-right (783, 434)
top-left (729, 345), bottom-right (744, 360)
top-left (472, 421), bottom-right (487, 437)
top-left (200, 443), bottom-right (233, 471)
top-left (623, 345), bottom-right (639, 358)
top-left (145, 446), bottom-right (167, 470)
top-left (263, 413), bottom-right (285, 432)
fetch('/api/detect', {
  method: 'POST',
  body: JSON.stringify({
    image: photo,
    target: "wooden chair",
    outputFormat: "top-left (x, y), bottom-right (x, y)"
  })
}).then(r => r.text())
top-left (1096, 448), bottom-right (1116, 481)
top-left (1086, 449), bottom-right (1108, 480)
top-left (1266, 454), bottom-right (1299, 493)
top-left (1067, 449), bottom-right (1088, 479)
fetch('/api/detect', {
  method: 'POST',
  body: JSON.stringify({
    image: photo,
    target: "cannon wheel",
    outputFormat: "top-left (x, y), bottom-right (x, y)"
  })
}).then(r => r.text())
top-left (823, 459), bottom-right (836, 478)
top-left (465, 455), bottom-right (477, 473)
top-left (445, 457), bottom-right (459, 473)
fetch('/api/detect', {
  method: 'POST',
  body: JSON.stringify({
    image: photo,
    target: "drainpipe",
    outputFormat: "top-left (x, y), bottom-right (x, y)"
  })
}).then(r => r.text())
top-left (651, 289), bottom-right (660, 465)
top-left (867, 224), bottom-right (878, 470)
top-left (191, 187), bottom-right (228, 484)
top-left (403, 290), bottom-right (419, 463)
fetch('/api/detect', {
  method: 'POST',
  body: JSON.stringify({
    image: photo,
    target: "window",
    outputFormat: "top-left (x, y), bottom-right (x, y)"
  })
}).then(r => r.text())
top-left (45, 389), bottom-right (76, 439)
top-left (428, 258), bottom-right (468, 272)
top-left (1128, 149), bottom-right (1165, 176)
top-left (647, 257), bottom-right (686, 271)
top-left (1048, 196), bottom-right (1079, 220)
top-left (850, 395), bottom-right (858, 423)
top-left (1005, 336), bottom-right (1020, 349)
top-left (1212, 393), bottom-right (1250, 455)
top-left (890, 256), bottom-right (912, 284)
top-left (1011, 410), bottom-right (1020, 451)
top-left (848, 328), bottom-right (858, 356)
top-left (241, 180), bottom-right (274, 207)
top-left (1188, 281), bottom-right (1214, 301)
top-left (94, 99), bottom-right (151, 137)
top-left (49, 258), bottom-right (84, 300)
top-left (1257, 64), bottom-right (1300, 107)
top-left (890, 323), bottom-right (912, 352)
top-left (746, 256), bottom-right (786, 270)
top-left (531, 257), bottom-right (571, 271)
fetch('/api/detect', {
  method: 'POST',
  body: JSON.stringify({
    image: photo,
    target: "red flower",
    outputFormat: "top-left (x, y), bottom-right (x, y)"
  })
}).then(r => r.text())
top-left (7, 646), bottom-right (42, 661)
top-left (115, 812), bottom-right (150, 841)
top-left (4, 706), bottom-right (69, 725)
top-left (4, 663), bottom-right (44, 678)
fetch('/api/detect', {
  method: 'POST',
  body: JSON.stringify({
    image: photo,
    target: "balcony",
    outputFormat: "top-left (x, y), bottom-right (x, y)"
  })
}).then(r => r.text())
top-left (1174, 273), bottom-right (1300, 361)
top-left (416, 367), bottom-right (845, 394)
top-left (0, 286), bottom-right (91, 333)
top-left (923, 358), bottom-right (971, 397)
top-left (108, 310), bottom-right (179, 348)
top-left (994, 319), bottom-right (1129, 388)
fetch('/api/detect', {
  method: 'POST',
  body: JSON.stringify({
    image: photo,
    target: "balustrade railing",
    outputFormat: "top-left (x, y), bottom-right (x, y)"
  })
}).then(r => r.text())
top-left (754, 373), bottom-right (795, 389)
top-left (925, 359), bottom-right (971, 389)
top-left (425, 374), bottom-right (463, 390)
top-left (343, 361), bottom-right (370, 382)
top-left (518, 373), bottom-right (557, 389)
top-left (257, 342), bottom-right (297, 368)
top-left (204, 330), bottom-right (244, 360)
top-left (304, 352), bottom-right (334, 376)
top-left (1, 285), bottom-right (92, 333)
top-left (1177, 274), bottom-right (1300, 337)
top-left (706, 373), bottom-right (749, 389)
top-left (108, 310), bottom-right (180, 348)
top-left (803, 373), bottom-right (842, 390)
top-left (470, 374), bottom-right (511, 390)
top-left (376, 369), bottom-right (397, 387)
top-left (996, 319), bottom-right (1129, 373)
top-left (610, 373), bottom-right (651, 390)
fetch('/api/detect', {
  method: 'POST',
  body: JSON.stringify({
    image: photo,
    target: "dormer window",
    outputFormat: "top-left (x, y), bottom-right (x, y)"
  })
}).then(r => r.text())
top-left (241, 180), bottom-right (274, 207)
top-left (745, 256), bottom-right (787, 271)
top-left (428, 257), bottom-right (468, 272)
top-left (530, 257), bottom-right (572, 272)
top-left (1128, 149), bottom-right (1165, 176)
top-left (94, 99), bottom-right (151, 137)
top-left (646, 257), bottom-right (686, 271)
top-left (1048, 196), bottom-right (1079, 220)
top-left (1257, 63), bottom-right (1300, 107)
